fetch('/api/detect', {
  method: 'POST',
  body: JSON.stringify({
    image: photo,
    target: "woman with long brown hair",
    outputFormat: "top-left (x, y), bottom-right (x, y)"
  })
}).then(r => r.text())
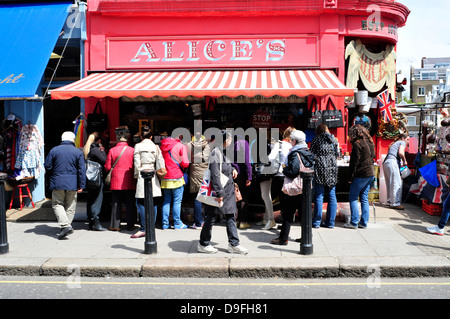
top-left (345, 125), bottom-right (375, 229)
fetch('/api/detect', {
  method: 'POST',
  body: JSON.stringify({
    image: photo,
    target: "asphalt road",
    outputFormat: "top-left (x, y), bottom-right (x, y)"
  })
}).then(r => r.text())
top-left (1, 276), bottom-right (449, 301)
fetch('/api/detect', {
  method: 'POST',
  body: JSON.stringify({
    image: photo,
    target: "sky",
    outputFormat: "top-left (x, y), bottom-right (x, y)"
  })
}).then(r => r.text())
top-left (396, 0), bottom-right (450, 85)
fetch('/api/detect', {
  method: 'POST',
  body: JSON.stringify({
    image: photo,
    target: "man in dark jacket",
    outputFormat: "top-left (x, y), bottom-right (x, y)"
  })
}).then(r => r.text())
top-left (45, 132), bottom-right (86, 239)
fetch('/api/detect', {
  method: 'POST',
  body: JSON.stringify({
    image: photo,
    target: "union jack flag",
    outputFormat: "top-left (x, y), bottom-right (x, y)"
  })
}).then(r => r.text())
top-left (410, 174), bottom-right (449, 204)
top-left (377, 89), bottom-right (394, 122)
top-left (198, 178), bottom-right (218, 197)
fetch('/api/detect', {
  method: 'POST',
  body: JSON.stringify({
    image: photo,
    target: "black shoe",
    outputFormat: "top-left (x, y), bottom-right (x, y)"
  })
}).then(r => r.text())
top-left (270, 238), bottom-right (288, 245)
top-left (92, 220), bottom-right (107, 231)
top-left (58, 226), bottom-right (73, 240)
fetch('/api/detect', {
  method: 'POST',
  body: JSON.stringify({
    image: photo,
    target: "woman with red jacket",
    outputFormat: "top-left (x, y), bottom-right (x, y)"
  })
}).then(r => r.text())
top-left (160, 136), bottom-right (190, 229)
top-left (105, 126), bottom-right (136, 231)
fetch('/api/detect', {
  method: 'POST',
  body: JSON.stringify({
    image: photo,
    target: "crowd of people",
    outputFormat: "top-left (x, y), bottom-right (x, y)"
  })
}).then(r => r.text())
top-left (44, 123), bottom-right (421, 250)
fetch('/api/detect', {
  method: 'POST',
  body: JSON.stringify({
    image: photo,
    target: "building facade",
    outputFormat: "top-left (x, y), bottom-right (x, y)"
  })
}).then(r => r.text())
top-left (52, 0), bottom-right (410, 161)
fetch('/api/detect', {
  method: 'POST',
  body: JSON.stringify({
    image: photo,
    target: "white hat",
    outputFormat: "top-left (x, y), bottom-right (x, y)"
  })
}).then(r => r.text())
top-left (61, 131), bottom-right (76, 142)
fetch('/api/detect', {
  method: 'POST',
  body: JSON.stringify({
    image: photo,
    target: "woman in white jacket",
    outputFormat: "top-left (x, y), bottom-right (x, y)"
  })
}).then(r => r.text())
top-left (132, 126), bottom-right (165, 238)
top-left (259, 127), bottom-right (294, 230)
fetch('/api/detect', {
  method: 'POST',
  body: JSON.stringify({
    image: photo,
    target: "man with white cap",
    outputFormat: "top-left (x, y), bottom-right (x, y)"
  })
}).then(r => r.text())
top-left (45, 131), bottom-right (86, 239)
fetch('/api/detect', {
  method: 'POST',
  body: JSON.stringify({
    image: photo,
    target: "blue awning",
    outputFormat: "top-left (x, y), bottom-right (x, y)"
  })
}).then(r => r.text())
top-left (0, 2), bottom-right (71, 99)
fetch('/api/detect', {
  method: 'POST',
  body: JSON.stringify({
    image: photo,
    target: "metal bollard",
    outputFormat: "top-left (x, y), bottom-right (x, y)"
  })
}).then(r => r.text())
top-left (0, 173), bottom-right (9, 254)
top-left (141, 169), bottom-right (157, 254)
top-left (300, 168), bottom-right (314, 255)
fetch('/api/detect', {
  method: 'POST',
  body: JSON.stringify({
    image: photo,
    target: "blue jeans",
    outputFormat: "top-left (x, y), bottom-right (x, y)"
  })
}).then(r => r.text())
top-left (136, 198), bottom-right (158, 232)
top-left (162, 185), bottom-right (184, 228)
top-left (349, 176), bottom-right (374, 227)
top-left (438, 194), bottom-right (450, 229)
top-left (193, 199), bottom-right (204, 227)
top-left (312, 183), bottom-right (337, 228)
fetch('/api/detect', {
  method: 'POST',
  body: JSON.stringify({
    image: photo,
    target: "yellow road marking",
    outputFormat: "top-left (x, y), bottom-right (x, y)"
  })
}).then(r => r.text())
top-left (0, 280), bottom-right (449, 287)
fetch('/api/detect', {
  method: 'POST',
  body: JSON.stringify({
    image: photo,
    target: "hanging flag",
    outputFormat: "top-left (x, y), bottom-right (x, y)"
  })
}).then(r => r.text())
top-left (377, 89), bottom-right (394, 122)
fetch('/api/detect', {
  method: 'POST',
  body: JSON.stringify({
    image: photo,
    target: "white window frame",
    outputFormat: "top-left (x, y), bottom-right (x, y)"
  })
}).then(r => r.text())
top-left (418, 87), bottom-right (425, 96)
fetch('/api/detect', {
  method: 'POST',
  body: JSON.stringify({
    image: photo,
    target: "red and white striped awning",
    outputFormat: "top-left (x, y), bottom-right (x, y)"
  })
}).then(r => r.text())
top-left (50, 69), bottom-right (354, 100)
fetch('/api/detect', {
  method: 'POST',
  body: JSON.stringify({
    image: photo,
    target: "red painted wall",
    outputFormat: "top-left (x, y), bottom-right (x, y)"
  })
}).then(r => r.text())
top-left (84, 0), bottom-right (409, 152)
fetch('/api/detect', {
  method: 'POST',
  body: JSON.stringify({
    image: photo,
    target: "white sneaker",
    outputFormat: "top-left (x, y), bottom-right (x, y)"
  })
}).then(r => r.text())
top-left (262, 220), bottom-right (276, 230)
top-left (197, 242), bottom-right (218, 254)
top-left (228, 244), bottom-right (249, 255)
top-left (427, 225), bottom-right (444, 236)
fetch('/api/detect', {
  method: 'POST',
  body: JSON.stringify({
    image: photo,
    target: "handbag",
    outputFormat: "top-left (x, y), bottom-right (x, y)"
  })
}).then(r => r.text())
top-left (105, 146), bottom-right (128, 186)
top-left (306, 97), bottom-right (323, 129)
top-left (87, 101), bottom-right (108, 132)
top-left (85, 159), bottom-right (102, 189)
top-left (169, 150), bottom-right (189, 184)
top-left (322, 97), bottom-right (344, 128)
top-left (234, 183), bottom-right (242, 202)
top-left (155, 146), bottom-right (167, 180)
top-left (282, 153), bottom-right (304, 196)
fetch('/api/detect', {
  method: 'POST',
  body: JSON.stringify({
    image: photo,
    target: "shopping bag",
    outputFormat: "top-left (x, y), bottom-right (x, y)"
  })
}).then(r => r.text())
top-left (196, 168), bottom-right (223, 207)
top-left (87, 101), bottom-right (108, 133)
top-left (322, 97), bottom-right (344, 128)
top-left (306, 97), bottom-right (323, 129)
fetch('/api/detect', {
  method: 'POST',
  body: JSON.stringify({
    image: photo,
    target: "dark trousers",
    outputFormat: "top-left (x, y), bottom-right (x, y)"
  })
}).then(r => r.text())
top-left (279, 192), bottom-right (302, 242)
top-left (200, 206), bottom-right (240, 247)
top-left (235, 174), bottom-right (250, 222)
top-left (110, 190), bottom-right (136, 229)
top-left (86, 182), bottom-right (103, 222)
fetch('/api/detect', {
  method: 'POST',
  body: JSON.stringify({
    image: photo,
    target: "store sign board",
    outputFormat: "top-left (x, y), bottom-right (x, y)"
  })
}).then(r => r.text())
top-left (346, 17), bottom-right (398, 42)
top-left (106, 36), bottom-right (318, 69)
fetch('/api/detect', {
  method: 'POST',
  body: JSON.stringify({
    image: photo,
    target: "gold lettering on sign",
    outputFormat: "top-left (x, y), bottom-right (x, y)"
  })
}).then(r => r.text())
top-left (0, 73), bottom-right (25, 84)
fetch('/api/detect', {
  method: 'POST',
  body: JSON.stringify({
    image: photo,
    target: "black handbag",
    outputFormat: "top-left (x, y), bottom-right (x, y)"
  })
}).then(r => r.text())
top-left (85, 159), bottom-right (102, 189)
top-left (87, 101), bottom-right (108, 133)
top-left (306, 97), bottom-right (323, 129)
top-left (322, 97), bottom-right (344, 128)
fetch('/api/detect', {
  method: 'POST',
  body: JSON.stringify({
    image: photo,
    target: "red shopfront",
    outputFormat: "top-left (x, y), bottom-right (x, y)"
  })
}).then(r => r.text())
top-left (51, 0), bottom-right (409, 161)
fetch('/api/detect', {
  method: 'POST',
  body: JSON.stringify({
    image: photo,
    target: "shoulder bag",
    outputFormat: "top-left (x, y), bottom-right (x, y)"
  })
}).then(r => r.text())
top-left (85, 158), bottom-right (102, 189)
top-left (255, 141), bottom-right (282, 178)
top-left (282, 153), bottom-right (305, 196)
top-left (105, 146), bottom-right (128, 186)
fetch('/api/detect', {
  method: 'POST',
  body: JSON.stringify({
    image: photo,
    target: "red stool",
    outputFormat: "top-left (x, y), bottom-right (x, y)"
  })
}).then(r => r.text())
top-left (9, 184), bottom-right (35, 211)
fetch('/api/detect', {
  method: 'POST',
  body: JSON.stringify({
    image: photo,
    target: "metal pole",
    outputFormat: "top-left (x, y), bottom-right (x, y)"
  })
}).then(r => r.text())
top-left (141, 169), bottom-right (157, 254)
top-left (300, 168), bottom-right (314, 255)
top-left (0, 173), bottom-right (9, 254)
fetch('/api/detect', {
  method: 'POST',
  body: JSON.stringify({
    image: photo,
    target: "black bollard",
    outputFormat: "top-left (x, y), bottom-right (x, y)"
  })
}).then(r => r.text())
top-left (0, 173), bottom-right (9, 254)
top-left (300, 168), bottom-right (314, 255)
top-left (141, 169), bottom-right (157, 254)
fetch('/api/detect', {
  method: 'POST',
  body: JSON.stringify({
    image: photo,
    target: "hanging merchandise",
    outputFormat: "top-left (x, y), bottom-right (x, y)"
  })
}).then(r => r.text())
top-left (345, 39), bottom-right (397, 99)
top-left (2, 114), bottom-right (22, 171)
top-left (322, 97), bottom-right (344, 128)
top-left (73, 116), bottom-right (86, 148)
top-left (87, 101), bottom-right (108, 133)
top-left (306, 97), bottom-right (323, 129)
top-left (14, 123), bottom-right (44, 179)
top-left (376, 89), bottom-right (408, 139)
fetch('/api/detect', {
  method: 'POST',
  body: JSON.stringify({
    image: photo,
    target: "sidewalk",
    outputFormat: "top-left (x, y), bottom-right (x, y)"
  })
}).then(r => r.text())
top-left (1, 200), bottom-right (450, 278)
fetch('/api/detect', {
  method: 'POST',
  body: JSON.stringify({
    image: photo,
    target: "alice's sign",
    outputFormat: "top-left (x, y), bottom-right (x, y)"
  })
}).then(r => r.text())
top-left (106, 36), bottom-right (318, 69)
